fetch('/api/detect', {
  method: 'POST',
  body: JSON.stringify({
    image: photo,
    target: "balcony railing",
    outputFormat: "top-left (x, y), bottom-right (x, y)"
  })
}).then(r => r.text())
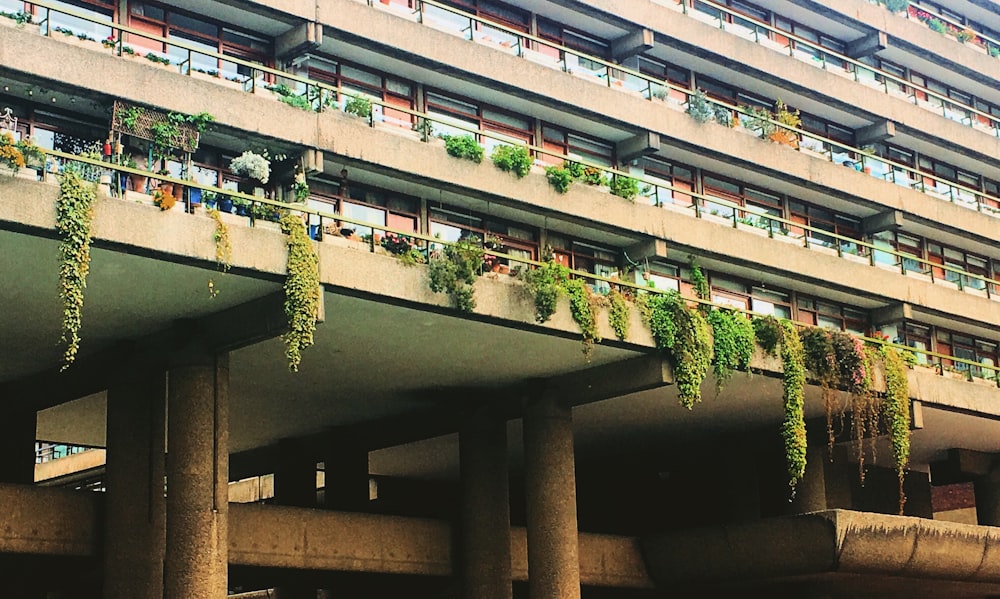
top-left (16, 151), bottom-right (1000, 385)
top-left (35, 441), bottom-right (96, 463)
top-left (9, 0), bottom-right (1000, 220)
top-left (653, 0), bottom-right (1000, 135)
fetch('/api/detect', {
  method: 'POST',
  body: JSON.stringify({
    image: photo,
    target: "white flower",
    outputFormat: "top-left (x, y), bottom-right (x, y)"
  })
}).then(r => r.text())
top-left (229, 150), bottom-right (270, 184)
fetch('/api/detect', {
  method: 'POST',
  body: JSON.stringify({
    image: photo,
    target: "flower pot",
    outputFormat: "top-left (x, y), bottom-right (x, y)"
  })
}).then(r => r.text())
top-left (235, 203), bottom-right (250, 217)
top-left (188, 187), bottom-right (202, 206)
top-left (218, 197), bottom-right (234, 213)
top-left (158, 182), bottom-right (174, 195)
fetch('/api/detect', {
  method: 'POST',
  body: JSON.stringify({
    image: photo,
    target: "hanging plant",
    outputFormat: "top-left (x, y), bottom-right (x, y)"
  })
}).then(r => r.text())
top-left (779, 320), bottom-right (807, 493)
top-left (647, 291), bottom-right (713, 409)
top-left (523, 258), bottom-right (570, 323)
top-left (428, 235), bottom-right (485, 312)
top-left (565, 278), bottom-right (600, 360)
top-left (55, 170), bottom-right (97, 370)
top-left (881, 344), bottom-right (911, 514)
top-left (279, 213), bottom-right (320, 372)
top-left (688, 255), bottom-right (710, 309)
top-left (753, 315), bottom-right (783, 356)
top-left (706, 308), bottom-right (755, 393)
top-left (207, 208), bottom-right (232, 299)
top-left (607, 287), bottom-right (630, 341)
top-left (853, 346), bottom-right (880, 485)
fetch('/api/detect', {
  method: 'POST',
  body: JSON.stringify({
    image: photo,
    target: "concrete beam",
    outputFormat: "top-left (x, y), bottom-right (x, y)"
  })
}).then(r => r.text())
top-left (302, 148), bottom-right (324, 175)
top-left (0, 483), bottom-right (99, 557)
top-left (610, 28), bottom-right (654, 60)
top-left (871, 302), bottom-right (911, 326)
top-left (856, 120), bottom-right (897, 146)
top-left (275, 22), bottom-right (322, 60)
top-left (544, 354), bottom-right (674, 407)
top-left (846, 31), bottom-right (888, 58)
top-left (860, 209), bottom-right (903, 234)
top-left (624, 239), bottom-right (668, 263)
top-left (615, 131), bottom-right (660, 164)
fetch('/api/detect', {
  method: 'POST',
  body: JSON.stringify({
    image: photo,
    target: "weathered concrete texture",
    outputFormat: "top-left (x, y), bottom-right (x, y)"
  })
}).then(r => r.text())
top-left (165, 353), bottom-right (229, 599)
top-left (0, 483), bottom-right (99, 556)
top-left (642, 509), bottom-right (1000, 585)
top-left (459, 404), bottom-right (512, 599)
top-left (104, 371), bottom-right (166, 599)
top-left (523, 395), bottom-right (581, 599)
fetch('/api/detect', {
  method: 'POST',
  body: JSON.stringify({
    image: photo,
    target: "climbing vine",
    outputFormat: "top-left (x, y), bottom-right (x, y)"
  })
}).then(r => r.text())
top-left (705, 308), bottom-right (755, 393)
top-left (565, 278), bottom-right (600, 360)
top-left (607, 287), bottom-right (630, 341)
top-left (779, 320), bottom-right (807, 494)
top-left (753, 315), bottom-right (782, 356)
top-left (55, 171), bottom-right (97, 370)
top-left (688, 256), bottom-right (711, 309)
top-left (646, 291), bottom-right (712, 409)
top-left (881, 344), bottom-right (911, 514)
top-left (280, 213), bottom-right (320, 372)
top-left (428, 236), bottom-right (485, 312)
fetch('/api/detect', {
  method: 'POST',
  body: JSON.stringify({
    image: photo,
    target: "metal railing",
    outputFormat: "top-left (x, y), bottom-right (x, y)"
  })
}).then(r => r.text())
top-left (664, 0), bottom-right (1000, 135)
top-left (12, 0), bottom-right (1000, 220)
top-left (19, 150), bottom-right (1000, 385)
top-left (35, 442), bottom-right (97, 463)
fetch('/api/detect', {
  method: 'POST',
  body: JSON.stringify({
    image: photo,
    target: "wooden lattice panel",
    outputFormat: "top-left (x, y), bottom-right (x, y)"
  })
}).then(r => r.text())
top-left (111, 100), bottom-right (199, 152)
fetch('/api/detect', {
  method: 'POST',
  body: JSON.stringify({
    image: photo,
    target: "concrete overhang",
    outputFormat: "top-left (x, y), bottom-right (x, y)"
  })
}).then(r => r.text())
top-left (642, 509), bottom-right (1000, 598)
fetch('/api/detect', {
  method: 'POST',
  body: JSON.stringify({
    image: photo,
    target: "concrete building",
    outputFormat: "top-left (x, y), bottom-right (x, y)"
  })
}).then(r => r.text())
top-left (3, 0), bottom-right (1000, 596)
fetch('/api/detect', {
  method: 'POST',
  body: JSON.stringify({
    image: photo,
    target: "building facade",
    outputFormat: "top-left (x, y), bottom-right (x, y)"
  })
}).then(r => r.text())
top-left (3, 0), bottom-right (1000, 596)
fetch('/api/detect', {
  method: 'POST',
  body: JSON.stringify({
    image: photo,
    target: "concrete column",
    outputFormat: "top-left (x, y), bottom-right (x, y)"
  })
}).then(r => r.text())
top-left (459, 404), bottom-right (512, 599)
top-left (274, 437), bottom-right (316, 508)
top-left (788, 444), bottom-right (828, 514)
top-left (104, 370), bottom-right (166, 599)
top-left (0, 407), bottom-right (36, 484)
top-left (522, 394), bottom-right (580, 599)
top-left (975, 465), bottom-right (1000, 526)
top-left (164, 352), bottom-right (229, 599)
top-left (324, 430), bottom-right (369, 511)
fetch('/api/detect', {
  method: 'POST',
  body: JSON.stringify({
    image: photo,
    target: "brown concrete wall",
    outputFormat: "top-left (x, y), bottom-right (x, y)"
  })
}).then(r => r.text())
top-left (0, 483), bottom-right (99, 556)
top-left (34, 448), bottom-right (106, 482)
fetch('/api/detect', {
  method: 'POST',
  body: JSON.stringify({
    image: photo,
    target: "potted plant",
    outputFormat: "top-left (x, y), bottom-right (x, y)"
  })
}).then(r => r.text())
top-left (230, 150), bottom-right (270, 194)
top-left (0, 132), bottom-right (26, 175)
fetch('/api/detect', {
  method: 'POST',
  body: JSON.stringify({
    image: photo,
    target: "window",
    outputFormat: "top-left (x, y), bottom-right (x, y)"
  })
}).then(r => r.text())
top-left (796, 296), bottom-right (867, 333)
top-left (309, 57), bottom-right (416, 129)
top-left (426, 90), bottom-right (531, 152)
top-left (429, 207), bottom-right (538, 269)
top-left (548, 235), bottom-right (617, 294)
top-left (541, 125), bottom-right (613, 166)
top-left (641, 157), bottom-right (695, 208)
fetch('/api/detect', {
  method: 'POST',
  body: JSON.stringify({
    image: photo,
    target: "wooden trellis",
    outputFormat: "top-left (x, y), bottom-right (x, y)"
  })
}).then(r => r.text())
top-left (111, 100), bottom-right (199, 152)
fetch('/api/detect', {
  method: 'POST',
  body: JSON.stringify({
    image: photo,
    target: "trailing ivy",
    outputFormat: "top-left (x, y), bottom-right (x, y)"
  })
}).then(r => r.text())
top-left (647, 291), bottom-right (713, 409)
top-left (779, 320), bottom-right (807, 493)
top-left (428, 236), bottom-right (485, 312)
top-left (607, 287), bottom-right (630, 341)
top-left (688, 256), bottom-right (710, 309)
top-left (55, 171), bottom-right (97, 370)
top-left (280, 214), bottom-right (321, 372)
top-left (523, 259), bottom-right (569, 323)
top-left (881, 344), bottom-right (911, 514)
top-left (565, 278), bottom-right (600, 360)
top-left (207, 208), bottom-right (232, 299)
top-left (706, 308), bottom-right (755, 392)
top-left (753, 315), bottom-right (782, 357)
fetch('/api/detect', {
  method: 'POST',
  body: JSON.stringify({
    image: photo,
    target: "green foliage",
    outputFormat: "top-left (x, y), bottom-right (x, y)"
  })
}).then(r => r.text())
top-left (686, 89), bottom-right (714, 123)
top-left (581, 166), bottom-right (605, 186)
top-left (882, 0), bottom-right (909, 12)
top-left (565, 278), bottom-right (600, 359)
top-left (280, 94), bottom-right (312, 111)
top-left (524, 259), bottom-right (570, 323)
top-left (280, 214), bottom-right (321, 372)
top-left (753, 315), bottom-right (782, 356)
top-left (779, 321), bottom-right (807, 493)
top-left (55, 171), bottom-right (97, 370)
top-left (544, 165), bottom-right (574, 193)
top-left (344, 95), bottom-right (373, 118)
top-left (442, 135), bottom-right (484, 163)
top-left (881, 345), bottom-right (911, 514)
top-left (428, 236), bottom-right (485, 312)
top-left (927, 18), bottom-right (946, 33)
top-left (608, 287), bottom-right (630, 341)
top-left (292, 179), bottom-right (310, 202)
top-left (491, 145), bottom-right (532, 178)
top-left (144, 52), bottom-right (171, 65)
top-left (706, 308), bottom-right (755, 392)
top-left (609, 174), bottom-right (640, 201)
top-left (688, 256), bottom-right (710, 308)
top-left (647, 291), bottom-right (713, 409)
top-left (566, 161), bottom-right (586, 179)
